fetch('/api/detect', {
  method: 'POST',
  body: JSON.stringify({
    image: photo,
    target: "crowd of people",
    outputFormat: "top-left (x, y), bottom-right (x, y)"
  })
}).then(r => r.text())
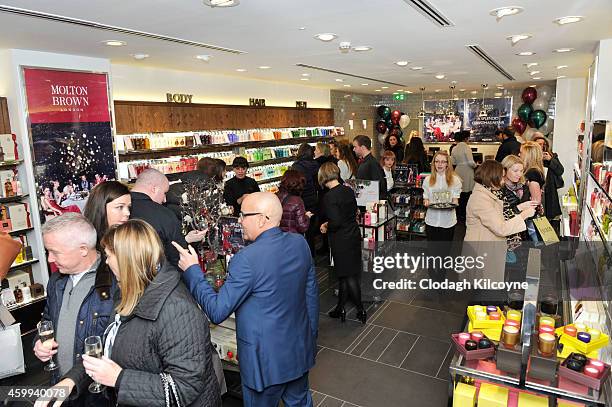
top-left (31, 127), bottom-right (564, 407)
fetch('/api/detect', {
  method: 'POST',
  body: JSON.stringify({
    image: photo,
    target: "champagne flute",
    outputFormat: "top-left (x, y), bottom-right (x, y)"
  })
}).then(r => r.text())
top-left (37, 321), bottom-right (59, 371)
top-left (84, 336), bottom-right (105, 393)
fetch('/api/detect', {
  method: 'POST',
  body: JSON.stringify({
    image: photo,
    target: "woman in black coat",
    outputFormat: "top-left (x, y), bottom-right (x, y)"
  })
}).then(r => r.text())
top-left (292, 143), bottom-right (321, 255)
top-left (54, 220), bottom-right (221, 407)
top-left (319, 162), bottom-right (366, 324)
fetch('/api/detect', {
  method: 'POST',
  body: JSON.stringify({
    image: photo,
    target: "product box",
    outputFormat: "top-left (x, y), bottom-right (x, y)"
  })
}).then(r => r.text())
top-left (477, 383), bottom-right (508, 407)
top-left (558, 353), bottom-right (611, 391)
top-left (517, 392), bottom-right (547, 407)
top-left (451, 333), bottom-right (495, 361)
top-left (0, 169), bottom-right (17, 197)
top-left (0, 134), bottom-right (19, 161)
top-left (5, 270), bottom-right (32, 292)
top-left (452, 382), bottom-right (476, 407)
top-left (527, 336), bottom-right (559, 381)
top-left (555, 325), bottom-right (610, 354)
top-left (5, 203), bottom-right (31, 231)
top-left (467, 305), bottom-right (506, 330)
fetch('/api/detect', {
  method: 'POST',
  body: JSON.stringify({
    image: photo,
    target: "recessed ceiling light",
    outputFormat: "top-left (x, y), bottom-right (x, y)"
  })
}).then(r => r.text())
top-left (435, 74), bottom-right (445, 79)
top-left (396, 89), bottom-right (403, 92)
top-left (381, 86), bottom-right (389, 89)
top-left (411, 66), bottom-right (424, 70)
top-left (494, 92), bottom-right (503, 97)
top-left (343, 84), bottom-right (351, 87)
top-left (361, 83), bottom-right (369, 86)
top-left (300, 78), bottom-right (309, 81)
top-left (530, 84), bottom-right (537, 87)
top-left (557, 75), bottom-right (567, 79)
top-left (490, 6), bottom-right (524, 21)
top-left (353, 46), bottom-right (372, 52)
top-left (405, 90), bottom-right (413, 94)
top-left (236, 68), bottom-right (247, 72)
top-left (532, 77), bottom-right (542, 80)
top-left (554, 16), bottom-right (583, 25)
top-left (516, 51), bottom-right (536, 56)
top-left (529, 70), bottom-right (541, 75)
top-left (375, 89), bottom-right (381, 92)
top-left (103, 40), bottom-right (126, 47)
top-left (335, 78), bottom-right (344, 82)
top-left (395, 61), bottom-right (409, 66)
top-left (470, 90), bottom-right (478, 94)
top-left (301, 73), bottom-right (310, 77)
top-left (506, 34), bottom-right (532, 45)
top-left (196, 55), bottom-right (212, 61)
top-left (524, 62), bottom-right (539, 68)
top-left (435, 89), bottom-right (441, 93)
top-left (258, 66), bottom-right (271, 69)
top-left (314, 33), bottom-right (337, 42)
top-left (554, 48), bottom-right (575, 53)
top-left (203, 0), bottom-right (240, 7)
top-left (459, 88), bottom-right (466, 92)
top-left (298, 27), bottom-right (306, 30)
top-left (132, 53), bottom-right (149, 60)
top-left (556, 65), bottom-right (568, 69)
top-left (496, 85), bottom-right (504, 90)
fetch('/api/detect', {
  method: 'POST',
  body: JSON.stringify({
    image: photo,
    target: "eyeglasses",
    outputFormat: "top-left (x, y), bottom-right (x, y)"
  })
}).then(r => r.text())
top-left (238, 212), bottom-right (269, 221)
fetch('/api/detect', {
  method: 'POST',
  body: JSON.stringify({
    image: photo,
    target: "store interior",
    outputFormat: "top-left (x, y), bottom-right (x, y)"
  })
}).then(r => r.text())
top-left (2, 1), bottom-right (612, 406)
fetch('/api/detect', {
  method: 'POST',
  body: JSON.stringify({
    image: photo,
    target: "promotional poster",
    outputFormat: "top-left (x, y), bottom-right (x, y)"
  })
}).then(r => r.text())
top-left (464, 97), bottom-right (513, 142)
top-left (23, 68), bottom-right (116, 221)
top-left (422, 99), bottom-right (464, 142)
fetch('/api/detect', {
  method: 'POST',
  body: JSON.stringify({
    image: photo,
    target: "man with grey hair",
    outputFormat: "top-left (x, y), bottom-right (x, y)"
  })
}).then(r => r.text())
top-left (35, 213), bottom-right (117, 406)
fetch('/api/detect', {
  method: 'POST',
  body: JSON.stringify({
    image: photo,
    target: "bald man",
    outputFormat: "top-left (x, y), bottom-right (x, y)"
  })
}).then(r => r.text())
top-left (173, 192), bottom-right (319, 407)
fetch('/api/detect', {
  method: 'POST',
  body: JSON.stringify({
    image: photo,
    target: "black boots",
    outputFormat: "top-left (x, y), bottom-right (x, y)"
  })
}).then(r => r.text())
top-left (328, 306), bottom-right (346, 322)
top-left (356, 309), bottom-right (367, 325)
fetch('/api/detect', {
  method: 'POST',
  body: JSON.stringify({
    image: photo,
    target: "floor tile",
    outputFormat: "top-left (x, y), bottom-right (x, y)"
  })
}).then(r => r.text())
top-left (316, 316), bottom-right (370, 352)
top-left (361, 328), bottom-right (398, 360)
top-left (319, 396), bottom-right (344, 407)
top-left (400, 336), bottom-right (451, 377)
top-left (372, 301), bottom-right (463, 341)
top-left (310, 348), bottom-right (449, 407)
top-left (311, 390), bottom-right (326, 406)
top-left (349, 325), bottom-right (383, 355)
top-left (437, 347), bottom-right (455, 380)
top-left (409, 290), bottom-right (470, 316)
top-left (377, 332), bottom-right (419, 367)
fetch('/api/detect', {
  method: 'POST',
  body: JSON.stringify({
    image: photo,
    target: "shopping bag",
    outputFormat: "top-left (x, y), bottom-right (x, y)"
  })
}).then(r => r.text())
top-left (532, 216), bottom-right (560, 245)
top-left (0, 231), bottom-right (22, 280)
top-left (0, 321), bottom-right (25, 379)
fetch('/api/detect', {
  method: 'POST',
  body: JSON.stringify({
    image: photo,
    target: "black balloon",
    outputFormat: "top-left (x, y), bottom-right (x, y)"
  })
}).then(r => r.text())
top-left (377, 105), bottom-right (390, 118)
top-left (376, 120), bottom-right (387, 134)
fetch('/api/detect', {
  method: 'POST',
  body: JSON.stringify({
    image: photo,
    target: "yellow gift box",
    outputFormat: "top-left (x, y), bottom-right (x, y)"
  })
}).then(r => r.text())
top-left (478, 383), bottom-right (508, 407)
top-left (518, 392), bottom-right (547, 407)
top-left (453, 382), bottom-right (476, 407)
top-left (468, 322), bottom-right (502, 342)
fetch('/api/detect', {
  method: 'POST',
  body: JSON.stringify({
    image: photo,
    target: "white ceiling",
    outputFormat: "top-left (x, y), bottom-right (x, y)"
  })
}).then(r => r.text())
top-left (0, 0), bottom-right (611, 95)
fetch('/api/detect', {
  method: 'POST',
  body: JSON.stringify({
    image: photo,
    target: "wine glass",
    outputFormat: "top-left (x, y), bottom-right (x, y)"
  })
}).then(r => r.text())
top-left (84, 336), bottom-right (105, 393)
top-left (38, 321), bottom-right (59, 371)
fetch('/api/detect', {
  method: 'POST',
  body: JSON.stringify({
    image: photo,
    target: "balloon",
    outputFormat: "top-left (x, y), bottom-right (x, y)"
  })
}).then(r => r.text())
top-left (512, 117), bottom-right (527, 134)
top-left (378, 133), bottom-right (386, 145)
top-left (539, 117), bottom-right (554, 135)
top-left (522, 126), bottom-right (539, 141)
top-left (378, 105), bottom-right (391, 120)
top-left (537, 85), bottom-right (553, 101)
top-left (521, 87), bottom-right (538, 104)
top-left (528, 109), bottom-right (547, 129)
top-left (391, 116), bottom-right (400, 125)
top-left (391, 109), bottom-right (402, 122)
top-left (517, 103), bottom-right (533, 122)
top-left (399, 114), bottom-right (411, 129)
top-left (532, 98), bottom-right (548, 111)
top-left (385, 118), bottom-right (393, 129)
top-left (389, 127), bottom-right (403, 139)
top-left (376, 120), bottom-right (387, 134)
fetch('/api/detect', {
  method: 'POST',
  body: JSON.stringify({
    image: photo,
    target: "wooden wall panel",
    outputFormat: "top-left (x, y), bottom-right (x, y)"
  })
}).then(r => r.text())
top-left (114, 101), bottom-right (334, 134)
top-left (0, 97), bottom-right (11, 133)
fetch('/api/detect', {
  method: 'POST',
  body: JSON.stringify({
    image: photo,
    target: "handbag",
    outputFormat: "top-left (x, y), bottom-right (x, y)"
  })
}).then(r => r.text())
top-left (0, 231), bottom-right (22, 280)
top-left (160, 372), bottom-right (182, 407)
top-left (0, 321), bottom-right (25, 379)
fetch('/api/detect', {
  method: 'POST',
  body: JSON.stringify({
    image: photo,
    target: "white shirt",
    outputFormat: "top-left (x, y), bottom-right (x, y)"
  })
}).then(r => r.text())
top-left (70, 255), bottom-right (100, 286)
top-left (384, 168), bottom-right (394, 191)
top-left (338, 160), bottom-right (353, 181)
top-left (423, 174), bottom-right (462, 228)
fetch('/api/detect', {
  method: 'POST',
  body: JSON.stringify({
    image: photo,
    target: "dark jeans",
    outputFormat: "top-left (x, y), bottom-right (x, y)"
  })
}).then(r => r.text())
top-left (242, 373), bottom-right (312, 407)
top-left (425, 224), bottom-right (456, 279)
top-left (457, 192), bottom-right (471, 222)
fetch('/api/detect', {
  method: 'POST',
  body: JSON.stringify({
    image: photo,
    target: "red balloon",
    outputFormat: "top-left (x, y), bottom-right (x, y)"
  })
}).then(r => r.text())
top-left (391, 109), bottom-right (401, 122)
top-left (376, 120), bottom-right (387, 134)
top-left (521, 87), bottom-right (538, 105)
top-left (512, 117), bottom-right (527, 134)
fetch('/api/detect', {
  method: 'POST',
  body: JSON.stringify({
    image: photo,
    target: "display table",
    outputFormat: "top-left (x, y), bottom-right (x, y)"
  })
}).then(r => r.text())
top-left (359, 215), bottom-right (396, 303)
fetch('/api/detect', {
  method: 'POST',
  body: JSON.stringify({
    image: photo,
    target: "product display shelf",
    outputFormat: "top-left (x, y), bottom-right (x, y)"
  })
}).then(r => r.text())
top-left (6, 294), bottom-right (46, 313)
top-left (7, 226), bottom-right (34, 236)
top-left (0, 159), bottom-right (23, 169)
top-left (9, 258), bottom-right (39, 270)
top-left (0, 193), bottom-right (28, 204)
top-left (559, 196), bottom-right (579, 238)
top-left (449, 249), bottom-right (609, 406)
top-left (257, 176), bottom-right (283, 186)
top-left (391, 186), bottom-right (427, 240)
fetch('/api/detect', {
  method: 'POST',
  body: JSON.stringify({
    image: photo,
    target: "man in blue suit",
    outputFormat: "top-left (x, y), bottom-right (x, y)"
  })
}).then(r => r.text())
top-left (172, 192), bottom-right (319, 407)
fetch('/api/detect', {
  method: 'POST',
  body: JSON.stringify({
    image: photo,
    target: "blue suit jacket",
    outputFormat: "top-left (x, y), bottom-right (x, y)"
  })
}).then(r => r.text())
top-left (183, 227), bottom-right (319, 391)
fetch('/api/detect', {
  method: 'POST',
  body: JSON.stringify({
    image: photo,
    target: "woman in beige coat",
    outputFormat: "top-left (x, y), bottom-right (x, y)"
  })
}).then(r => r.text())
top-left (464, 160), bottom-right (536, 284)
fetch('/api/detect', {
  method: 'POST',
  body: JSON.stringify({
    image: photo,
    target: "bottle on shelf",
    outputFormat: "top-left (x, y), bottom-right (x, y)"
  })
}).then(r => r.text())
top-left (21, 282), bottom-right (31, 303)
top-left (14, 284), bottom-right (23, 304)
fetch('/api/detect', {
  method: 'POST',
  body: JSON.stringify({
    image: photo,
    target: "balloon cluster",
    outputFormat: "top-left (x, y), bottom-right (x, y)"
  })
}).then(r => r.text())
top-left (375, 105), bottom-right (410, 145)
top-left (512, 86), bottom-right (554, 139)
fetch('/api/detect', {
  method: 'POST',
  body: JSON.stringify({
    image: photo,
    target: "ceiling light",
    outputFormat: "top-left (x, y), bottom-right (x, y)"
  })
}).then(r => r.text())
top-left (301, 73), bottom-right (310, 77)
top-left (258, 66), bottom-right (271, 69)
top-left (335, 78), bottom-right (344, 82)
top-left (506, 34), bottom-right (532, 45)
top-left (411, 66), bottom-right (424, 70)
top-left (532, 77), bottom-right (542, 80)
top-left (298, 27), bottom-right (306, 30)
top-left (132, 53), bottom-right (149, 60)
top-left (314, 33), bottom-right (337, 42)
top-left (556, 65), bottom-right (568, 69)
top-left (396, 89), bottom-right (403, 92)
top-left (343, 84), bottom-right (351, 87)
top-left (405, 90), bottom-right (413, 94)
top-left (435, 74), bottom-right (445, 79)
top-left (524, 62), bottom-right (539, 68)
top-left (434, 89), bottom-right (441, 93)
top-left (494, 92), bottom-right (503, 97)
top-left (529, 70), bottom-right (541, 75)
top-left (361, 83), bottom-right (369, 86)
top-left (395, 61), bottom-right (409, 66)
top-left (352, 46), bottom-right (372, 52)
top-left (103, 40), bottom-right (126, 47)
top-left (236, 68), bottom-right (247, 72)
top-left (470, 90), bottom-right (478, 95)
top-left (203, 0), bottom-right (240, 7)
top-left (339, 42), bottom-right (351, 54)
top-left (554, 16), bottom-right (583, 25)
top-left (497, 85), bottom-right (504, 90)
top-left (554, 48), bottom-right (575, 53)
top-left (557, 75), bottom-right (567, 79)
top-left (300, 78), bottom-right (309, 81)
top-left (490, 6), bottom-right (524, 21)
top-left (530, 85), bottom-right (537, 87)
top-left (196, 54), bottom-right (212, 61)
top-left (516, 51), bottom-right (536, 56)
top-left (459, 88), bottom-right (466, 92)
top-left (381, 86), bottom-right (389, 89)
top-left (375, 89), bottom-right (381, 92)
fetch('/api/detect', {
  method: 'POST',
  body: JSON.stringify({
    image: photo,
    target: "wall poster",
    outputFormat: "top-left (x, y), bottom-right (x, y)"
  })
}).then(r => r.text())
top-left (464, 97), bottom-right (513, 142)
top-left (422, 99), bottom-right (464, 143)
top-left (23, 68), bottom-right (116, 221)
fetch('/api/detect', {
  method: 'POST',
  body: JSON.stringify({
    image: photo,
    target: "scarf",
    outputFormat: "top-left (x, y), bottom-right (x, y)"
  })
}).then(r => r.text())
top-left (505, 180), bottom-right (524, 199)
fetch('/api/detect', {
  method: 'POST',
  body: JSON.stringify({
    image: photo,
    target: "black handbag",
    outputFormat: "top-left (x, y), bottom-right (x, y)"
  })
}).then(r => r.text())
top-left (160, 373), bottom-right (182, 407)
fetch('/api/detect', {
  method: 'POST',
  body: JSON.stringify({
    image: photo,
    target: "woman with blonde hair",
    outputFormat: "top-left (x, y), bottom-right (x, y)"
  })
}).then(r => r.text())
top-left (520, 141), bottom-right (545, 213)
top-left (422, 151), bottom-right (462, 274)
top-left (48, 220), bottom-right (221, 407)
top-left (380, 150), bottom-right (396, 192)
